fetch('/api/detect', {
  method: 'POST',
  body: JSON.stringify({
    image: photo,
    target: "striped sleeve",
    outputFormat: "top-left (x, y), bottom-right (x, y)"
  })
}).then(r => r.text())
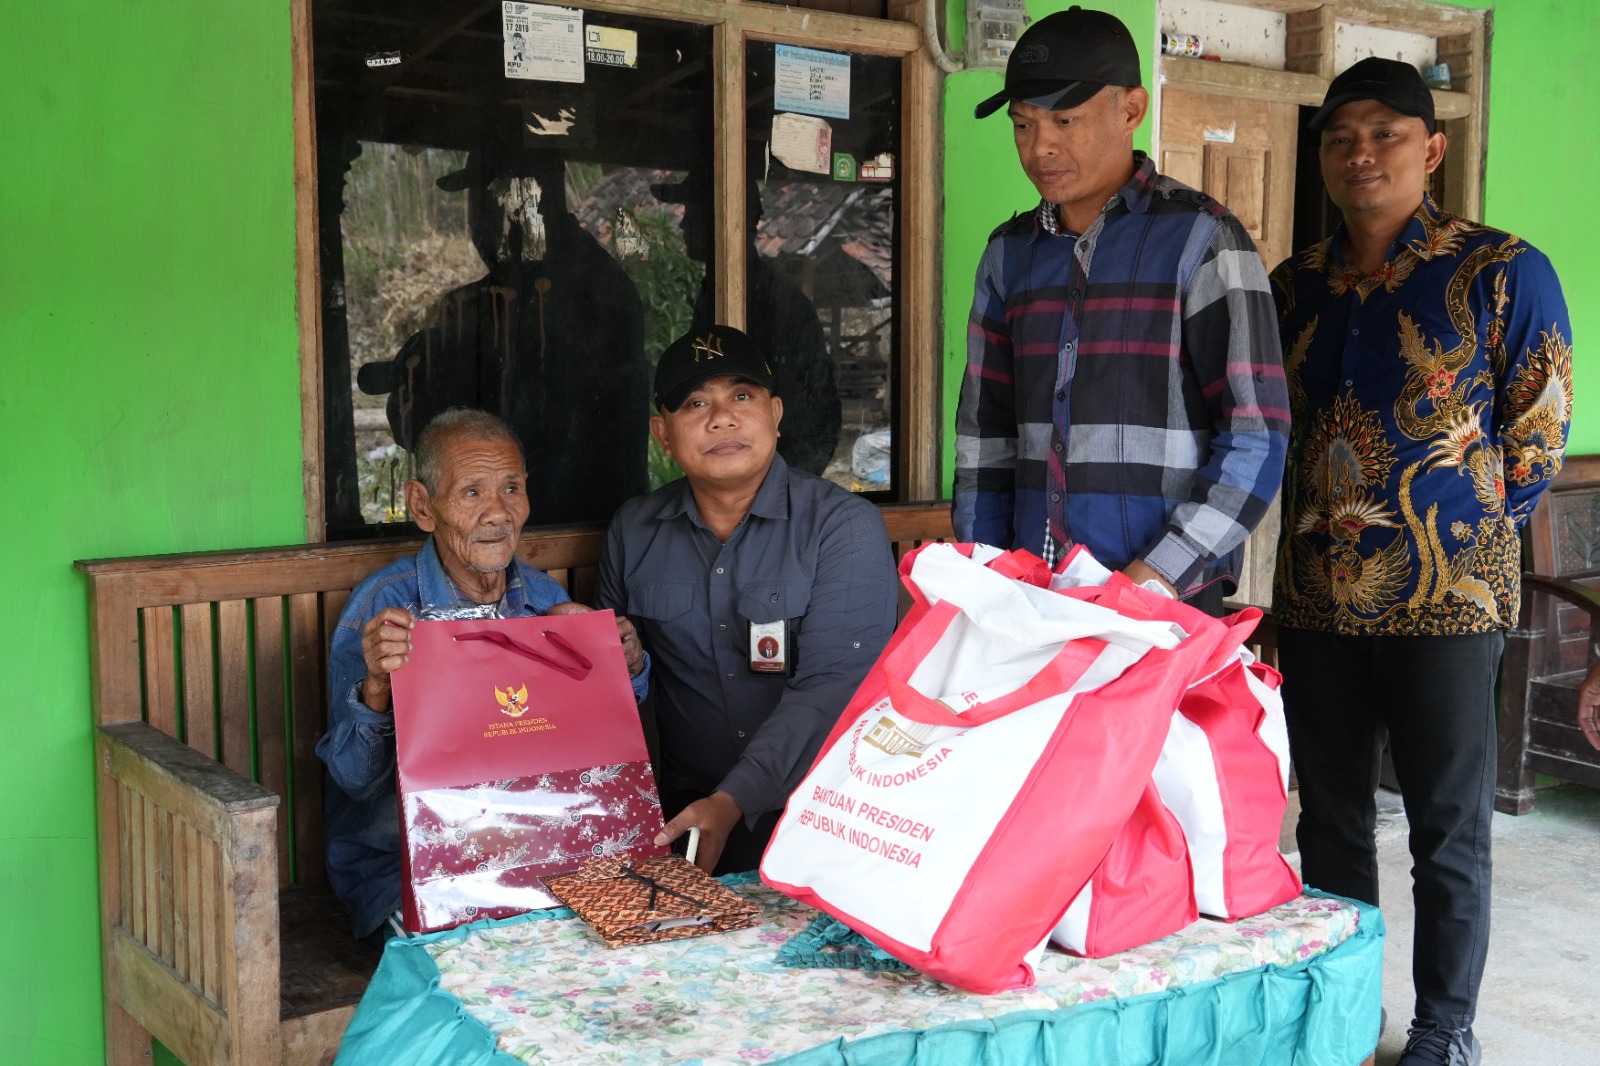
top-left (952, 239), bottom-right (1020, 546)
top-left (1141, 214), bottom-right (1290, 591)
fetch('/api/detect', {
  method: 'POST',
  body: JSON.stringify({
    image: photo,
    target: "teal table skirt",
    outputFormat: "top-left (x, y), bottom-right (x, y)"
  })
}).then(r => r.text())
top-left (336, 875), bottom-right (1383, 1066)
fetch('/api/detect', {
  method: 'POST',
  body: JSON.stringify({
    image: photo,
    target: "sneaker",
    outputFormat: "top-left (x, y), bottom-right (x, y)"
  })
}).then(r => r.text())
top-left (1396, 1023), bottom-right (1482, 1066)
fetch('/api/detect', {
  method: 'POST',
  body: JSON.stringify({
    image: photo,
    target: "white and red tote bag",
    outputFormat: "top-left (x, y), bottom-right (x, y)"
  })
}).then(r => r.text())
top-left (1051, 546), bottom-right (1302, 921)
top-left (1049, 779), bottom-right (1197, 958)
top-left (761, 544), bottom-right (1229, 994)
top-left (1152, 638), bottom-right (1301, 920)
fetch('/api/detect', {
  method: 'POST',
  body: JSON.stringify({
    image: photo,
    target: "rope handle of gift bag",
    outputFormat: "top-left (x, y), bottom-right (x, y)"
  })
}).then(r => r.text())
top-left (454, 628), bottom-right (593, 681)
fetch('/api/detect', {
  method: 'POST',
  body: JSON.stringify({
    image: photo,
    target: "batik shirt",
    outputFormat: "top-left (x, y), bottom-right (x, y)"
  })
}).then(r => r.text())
top-left (1270, 195), bottom-right (1572, 635)
top-left (953, 152), bottom-right (1288, 594)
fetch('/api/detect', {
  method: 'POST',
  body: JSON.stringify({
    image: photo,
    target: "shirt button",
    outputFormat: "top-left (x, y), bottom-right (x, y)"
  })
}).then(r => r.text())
top-left (1351, 328), bottom-right (1360, 336)
top-left (1053, 441), bottom-right (1063, 453)
top-left (726, 673), bottom-right (734, 681)
top-left (1344, 379), bottom-right (1354, 387)
top-left (1050, 492), bottom-right (1061, 502)
top-left (737, 730), bottom-right (747, 738)
top-left (1056, 390), bottom-right (1066, 401)
top-left (1063, 341), bottom-right (1075, 353)
top-left (716, 567), bottom-right (725, 574)
top-left (853, 641), bottom-right (861, 649)
top-left (719, 623), bottom-right (727, 631)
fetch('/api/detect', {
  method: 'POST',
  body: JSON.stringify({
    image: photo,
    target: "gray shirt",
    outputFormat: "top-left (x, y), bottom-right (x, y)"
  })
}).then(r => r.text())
top-left (598, 455), bottom-right (898, 823)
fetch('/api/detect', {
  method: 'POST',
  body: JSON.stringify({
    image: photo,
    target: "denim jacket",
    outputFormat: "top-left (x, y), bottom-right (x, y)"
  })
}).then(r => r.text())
top-left (314, 538), bottom-right (648, 937)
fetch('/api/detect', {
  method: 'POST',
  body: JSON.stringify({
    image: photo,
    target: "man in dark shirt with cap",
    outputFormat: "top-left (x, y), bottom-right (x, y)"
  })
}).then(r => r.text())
top-left (1271, 58), bottom-right (1570, 1066)
top-left (953, 6), bottom-right (1287, 613)
top-left (598, 325), bottom-right (897, 874)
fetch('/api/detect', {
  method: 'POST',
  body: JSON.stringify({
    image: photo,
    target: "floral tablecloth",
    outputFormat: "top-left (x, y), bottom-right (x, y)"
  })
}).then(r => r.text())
top-left (336, 877), bottom-right (1384, 1066)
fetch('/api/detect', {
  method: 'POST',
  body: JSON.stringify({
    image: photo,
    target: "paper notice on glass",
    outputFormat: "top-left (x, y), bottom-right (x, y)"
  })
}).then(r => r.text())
top-left (771, 113), bottom-right (833, 175)
top-left (503, 2), bottom-right (584, 84)
top-left (774, 44), bottom-right (850, 120)
top-left (585, 25), bottom-right (637, 69)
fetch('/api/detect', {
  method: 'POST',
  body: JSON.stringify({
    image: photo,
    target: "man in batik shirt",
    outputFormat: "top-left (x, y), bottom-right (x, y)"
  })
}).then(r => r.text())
top-left (1271, 58), bottom-right (1571, 1066)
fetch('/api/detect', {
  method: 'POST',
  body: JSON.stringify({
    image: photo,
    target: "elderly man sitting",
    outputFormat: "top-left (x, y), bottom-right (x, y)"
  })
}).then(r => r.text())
top-left (316, 408), bottom-right (646, 940)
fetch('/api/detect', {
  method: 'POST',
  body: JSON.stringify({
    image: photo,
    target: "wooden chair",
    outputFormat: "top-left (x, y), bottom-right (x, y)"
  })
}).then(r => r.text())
top-left (1497, 456), bottom-right (1600, 814)
top-left (79, 502), bottom-right (955, 1066)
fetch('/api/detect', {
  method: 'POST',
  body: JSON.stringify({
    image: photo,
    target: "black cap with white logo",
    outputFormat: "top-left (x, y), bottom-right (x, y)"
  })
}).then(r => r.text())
top-left (653, 325), bottom-right (776, 412)
top-left (974, 6), bottom-right (1142, 120)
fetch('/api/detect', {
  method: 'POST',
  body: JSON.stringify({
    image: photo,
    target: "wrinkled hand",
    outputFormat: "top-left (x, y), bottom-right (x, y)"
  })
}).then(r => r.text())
top-left (360, 607), bottom-right (415, 712)
top-left (1121, 560), bottom-right (1177, 597)
top-left (1579, 662), bottom-right (1600, 751)
top-left (615, 616), bottom-right (645, 677)
top-left (547, 602), bottom-right (644, 677)
top-left (657, 791), bottom-right (743, 873)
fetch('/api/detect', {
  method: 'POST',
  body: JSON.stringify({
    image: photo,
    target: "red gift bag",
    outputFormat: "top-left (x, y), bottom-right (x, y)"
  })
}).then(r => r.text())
top-left (1153, 638), bottom-right (1302, 920)
top-left (390, 611), bottom-right (665, 933)
top-left (761, 544), bottom-right (1233, 994)
top-left (1053, 547), bottom-right (1302, 922)
top-left (1050, 780), bottom-right (1197, 958)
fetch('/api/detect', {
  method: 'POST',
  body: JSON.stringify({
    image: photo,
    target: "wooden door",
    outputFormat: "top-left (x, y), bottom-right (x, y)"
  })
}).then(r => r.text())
top-left (1158, 88), bottom-right (1298, 607)
top-left (1158, 88), bottom-right (1297, 276)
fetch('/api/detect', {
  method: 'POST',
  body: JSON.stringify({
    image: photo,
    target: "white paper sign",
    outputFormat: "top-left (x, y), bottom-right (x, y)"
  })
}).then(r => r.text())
top-left (771, 113), bottom-right (833, 175)
top-left (774, 44), bottom-right (851, 120)
top-left (503, 2), bottom-right (584, 84)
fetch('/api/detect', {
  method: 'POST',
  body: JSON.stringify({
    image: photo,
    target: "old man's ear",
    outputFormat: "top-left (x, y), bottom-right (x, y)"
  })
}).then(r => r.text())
top-left (405, 480), bottom-right (438, 532)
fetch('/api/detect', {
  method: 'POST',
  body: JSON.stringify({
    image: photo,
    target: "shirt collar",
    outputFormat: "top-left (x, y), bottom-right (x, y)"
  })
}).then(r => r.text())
top-left (653, 453), bottom-right (791, 528)
top-left (414, 536), bottom-right (528, 616)
top-left (1330, 193), bottom-right (1440, 268)
top-left (1033, 151), bottom-right (1156, 237)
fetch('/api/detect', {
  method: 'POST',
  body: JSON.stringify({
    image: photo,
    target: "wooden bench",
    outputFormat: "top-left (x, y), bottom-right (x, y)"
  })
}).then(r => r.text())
top-left (1497, 456), bottom-right (1600, 814)
top-left (79, 502), bottom-right (956, 1066)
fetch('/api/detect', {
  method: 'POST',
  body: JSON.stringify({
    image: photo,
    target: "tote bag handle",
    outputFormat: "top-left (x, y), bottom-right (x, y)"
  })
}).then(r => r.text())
top-left (880, 599), bottom-right (1110, 728)
top-left (454, 628), bottom-right (593, 681)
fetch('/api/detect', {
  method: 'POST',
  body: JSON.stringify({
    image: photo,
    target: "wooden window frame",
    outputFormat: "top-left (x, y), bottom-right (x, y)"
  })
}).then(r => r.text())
top-left (290, 0), bottom-right (943, 540)
top-left (1153, 0), bottom-right (1489, 220)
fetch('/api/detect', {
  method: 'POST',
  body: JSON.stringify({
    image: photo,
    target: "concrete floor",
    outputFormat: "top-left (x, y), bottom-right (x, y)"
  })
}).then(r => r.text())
top-left (1297, 783), bottom-right (1600, 1066)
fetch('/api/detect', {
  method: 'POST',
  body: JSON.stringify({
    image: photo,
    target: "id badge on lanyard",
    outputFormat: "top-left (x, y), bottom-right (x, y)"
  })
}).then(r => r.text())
top-left (749, 619), bottom-right (793, 676)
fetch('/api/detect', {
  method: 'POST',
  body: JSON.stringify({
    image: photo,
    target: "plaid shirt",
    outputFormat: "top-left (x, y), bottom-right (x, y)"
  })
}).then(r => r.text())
top-left (953, 153), bottom-right (1289, 593)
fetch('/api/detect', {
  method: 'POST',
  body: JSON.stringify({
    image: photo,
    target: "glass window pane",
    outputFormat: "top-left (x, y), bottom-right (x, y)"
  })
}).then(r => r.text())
top-left (743, 40), bottom-right (901, 496)
top-left (314, 5), bottom-right (714, 536)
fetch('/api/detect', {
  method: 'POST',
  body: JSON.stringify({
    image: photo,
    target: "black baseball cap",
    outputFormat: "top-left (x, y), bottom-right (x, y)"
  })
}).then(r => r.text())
top-left (1309, 57), bottom-right (1437, 134)
top-left (654, 325), bottom-right (776, 412)
top-left (974, 6), bottom-right (1142, 120)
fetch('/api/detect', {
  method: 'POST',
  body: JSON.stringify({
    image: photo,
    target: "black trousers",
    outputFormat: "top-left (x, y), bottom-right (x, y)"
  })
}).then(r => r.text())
top-left (1278, 627), bottom-right (1503, 1031)
top-left (663, 789), bottom-right (781, 877)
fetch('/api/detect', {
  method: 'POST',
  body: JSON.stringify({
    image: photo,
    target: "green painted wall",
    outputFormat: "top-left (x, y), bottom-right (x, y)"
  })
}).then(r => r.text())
top-left (940, 0), bottom-right (1600, 490)
top-left (0, 3), bottom-right (304, 1063)
top-left (1479, 1), bottom-right (1599, 453)
top-left (4, 1), bottom-right (1597, 1062)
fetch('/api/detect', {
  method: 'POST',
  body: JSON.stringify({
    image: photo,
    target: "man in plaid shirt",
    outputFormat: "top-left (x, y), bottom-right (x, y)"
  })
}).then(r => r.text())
top-left (953, 7), bottom-right (1288, 610)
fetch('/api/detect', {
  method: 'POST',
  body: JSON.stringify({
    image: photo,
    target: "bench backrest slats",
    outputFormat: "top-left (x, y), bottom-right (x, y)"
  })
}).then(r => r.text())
top-left (252, 595), bottom-right (291, 881)
top-left (288, 590), bottom-right (328, 886)
top-left (181, 602), bottom-right (218, 760)
top-left (217, 600), bottom-right (252, 781)
top-left (80, 506), bottom-right (957, 891)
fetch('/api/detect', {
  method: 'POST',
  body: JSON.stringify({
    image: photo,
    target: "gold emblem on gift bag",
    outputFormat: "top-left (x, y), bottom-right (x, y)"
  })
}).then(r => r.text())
top-left (863, 716), bottom-right (941, 759)
top-left (494, 683), bottom-right (531, 717)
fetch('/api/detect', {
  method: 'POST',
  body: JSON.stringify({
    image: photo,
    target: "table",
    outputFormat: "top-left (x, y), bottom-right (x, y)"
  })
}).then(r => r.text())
top-left (335, 874), bottom-right (1383, 1065)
